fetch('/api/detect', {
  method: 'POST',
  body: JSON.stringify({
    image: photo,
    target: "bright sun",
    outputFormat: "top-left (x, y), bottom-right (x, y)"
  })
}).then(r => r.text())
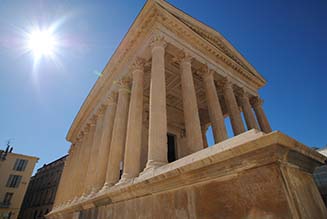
top-left (27, 29), bottom-right (58, 59)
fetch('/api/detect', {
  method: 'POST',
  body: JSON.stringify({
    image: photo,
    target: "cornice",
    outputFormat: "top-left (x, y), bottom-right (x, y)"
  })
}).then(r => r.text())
top-left (154, 0), bottom-right (266, 84)
top-left (156, 7), bottom-right (264, 89)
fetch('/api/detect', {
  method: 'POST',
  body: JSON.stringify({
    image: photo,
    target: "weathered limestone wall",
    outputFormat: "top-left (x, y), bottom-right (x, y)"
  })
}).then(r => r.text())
top-left (50, 131), bottom-right (327, 219)
top-left (81, 164), bottom-right (290, 219)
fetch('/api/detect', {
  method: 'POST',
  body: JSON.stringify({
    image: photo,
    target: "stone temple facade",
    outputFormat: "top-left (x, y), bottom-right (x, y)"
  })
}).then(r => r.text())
top-left (47, 0), bottom-right (327, 218)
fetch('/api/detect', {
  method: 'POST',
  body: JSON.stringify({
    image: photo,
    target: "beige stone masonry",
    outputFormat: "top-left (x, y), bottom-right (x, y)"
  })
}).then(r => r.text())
top-left (221, 78), bottom-right (245, 135)
top-left (201, 67), bottom-right (228, 143)
top-left (105, 78), bottom-right (131, 186)
top-left (120, 58), bottom-right (146, 183)
top-left (85, 113), bottom-right (106, 195)
top-left (179, 52), bottom-right (203, 153)
top-left (48, 130), bottom-right (327, 219)
top-left (96, 93), bottom-right (117, 191)
top-left (146, 34), bottom-right (168, 169)
top-left (251, 97), bottom-right (272, 133)
top-left (238, 88), bottom-right (259, 130)
top-left (79, 123), bottom-right (96, 199)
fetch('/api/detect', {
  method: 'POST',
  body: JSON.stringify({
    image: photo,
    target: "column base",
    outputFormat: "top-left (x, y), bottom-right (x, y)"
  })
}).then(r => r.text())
top-left (138, 160), bottom-right (167, 181)
top-left (71, 196), bottom-right (79, 204)
top-left (87, 187), bottom-right (99, 198)
top-left (145, 160), bottom-right (167, 169)
top-left (116, 174), bottom-right (134, 186)
top-left (99, 182), bottom-right (114, 193)
top-left (79, 193), bottom-right (89, 202)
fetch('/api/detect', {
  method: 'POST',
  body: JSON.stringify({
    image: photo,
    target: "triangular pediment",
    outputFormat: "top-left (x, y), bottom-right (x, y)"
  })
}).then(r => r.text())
top-left (153, 0), bottom-right (265, 83)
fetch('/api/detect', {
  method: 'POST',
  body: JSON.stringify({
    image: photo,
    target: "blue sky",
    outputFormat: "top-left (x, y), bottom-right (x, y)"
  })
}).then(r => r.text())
top-left (0, 0), bottom-right (326, 172)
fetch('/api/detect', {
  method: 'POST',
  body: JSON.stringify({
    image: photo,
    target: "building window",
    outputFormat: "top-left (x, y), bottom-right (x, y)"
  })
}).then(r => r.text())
top-left (3, 192), bottom-right (13, 205)
top-left (6, 175), bottom-right (22, 188)
top-left (13, 159), bottom-right (28, 171)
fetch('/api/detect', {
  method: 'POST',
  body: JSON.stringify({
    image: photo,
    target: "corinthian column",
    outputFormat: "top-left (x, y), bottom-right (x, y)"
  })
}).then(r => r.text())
top-left (201, 68), bottom-right (228, 143)
top-left (179, 52), bottom-right (203, 152)
top-left (78, 122), bottom-right (96, 199)
top-left (251, 97), bottom-right (272, 133)
top-left (120, 58), bottom-right (145, 183)
top-left (238, 89), bottom-right (259, 130)
top-left (86, 105), bottom-right (107, 194)
top-left (96, 93), bottom-right (117, 191)
top-left (85, 107), bottom-right (106, 195)
top-left (146, 34), bottom-right (168, 169)
top-left (221, 78), bottom-right (245, 135)
top-left (105, 78), bottom-right (131, 186)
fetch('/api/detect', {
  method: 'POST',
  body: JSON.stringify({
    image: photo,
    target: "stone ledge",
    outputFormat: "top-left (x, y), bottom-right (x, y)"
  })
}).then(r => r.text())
top-left (48, 129), bottom-right (326, 217)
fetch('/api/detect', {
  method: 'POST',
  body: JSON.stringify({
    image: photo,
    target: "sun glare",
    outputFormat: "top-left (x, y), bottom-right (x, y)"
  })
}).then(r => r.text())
top-left (27, 29), bottom-right (57, 58)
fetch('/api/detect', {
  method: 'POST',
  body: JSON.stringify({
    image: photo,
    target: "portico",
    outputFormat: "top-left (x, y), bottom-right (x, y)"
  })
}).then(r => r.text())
top-left (47, 0), bottom-right (326, 218)
top-left (53, 29), bottom-right (271, 207)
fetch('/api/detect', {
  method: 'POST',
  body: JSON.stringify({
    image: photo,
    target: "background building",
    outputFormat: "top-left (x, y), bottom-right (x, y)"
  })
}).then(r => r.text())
top-left (0, 146), bottom-right (38, 219)
top-left (18, 155), bottom-right (67, 219)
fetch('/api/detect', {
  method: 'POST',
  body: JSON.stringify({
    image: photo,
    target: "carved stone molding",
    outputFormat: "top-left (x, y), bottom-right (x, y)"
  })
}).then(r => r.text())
top-left (150, 32), bottom-right (167, 49)
top-left (75, 131), bottom-right (84, 143)
top-left (83, 124), bottom-right (91, 135)
top-left (91, 114), bottom-right (98, 124)
top-left (217, 77), bottom-right (231, 89)
top-left (96, 104), bottom-right (107, 116)
top-left (250, 96), bottom-right (264, 107)
top-left (117, 76), bottom-right (132, 93)
top-left (173, 50), bottom-right (193, 65)
top-left (105, 92), bottom-right (118, 106)
top-left (198, 64), bottom-right (215, 80)
top-left (130, 57), bottom-right (146, 72)
top-left (157, 10), bottom-right (264, 88)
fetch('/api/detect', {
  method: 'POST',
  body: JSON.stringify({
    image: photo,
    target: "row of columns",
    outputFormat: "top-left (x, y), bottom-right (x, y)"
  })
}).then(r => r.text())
top-left (54, 34), bottom-right (271, 208)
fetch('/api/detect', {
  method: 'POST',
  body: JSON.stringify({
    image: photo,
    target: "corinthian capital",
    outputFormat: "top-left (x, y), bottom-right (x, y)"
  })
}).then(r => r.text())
top-left (117, 76), bottom-right (132, 92)
top-left (217, 77), bottom-right (232, 89)
top-left (173, 50), bottom-right (193, 65)
top-left (130, 57), bottom-right (146, 72)
top-left (150, 32), bottom-right (167, 49)
top-left (250, 96), bottom-right (264, 107)
top-left (198, 64), bottom-right (215, 80)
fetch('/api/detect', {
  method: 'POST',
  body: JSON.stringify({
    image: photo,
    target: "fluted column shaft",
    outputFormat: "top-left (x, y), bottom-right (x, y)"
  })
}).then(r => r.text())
top-left (71, 143), bottom-right (86, 199)
top-left (146, 35), bottom-right (168, 168)
top-left (121, 58), bottom-right (145, 181)
top-left (79, 124), bottom-right (96, 196)
top-left (239, 91), bottom-right (259, 130)
top-left (222, 80), bottom-right (245, 135)
top-left (105, 80), bottom-right (130, 186)
top-left (252, 97), bottom-right (272, 133)
top-left (69, 142), bottom-right (86, 201)
top-left (96, 94), bottom-right (117, 190)
top-left (202, 70), bottom-right (228, 143)
top-left (180, 54), bottom-right (203, 152)
top-left (85, 112), bottom-right (106, 194)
